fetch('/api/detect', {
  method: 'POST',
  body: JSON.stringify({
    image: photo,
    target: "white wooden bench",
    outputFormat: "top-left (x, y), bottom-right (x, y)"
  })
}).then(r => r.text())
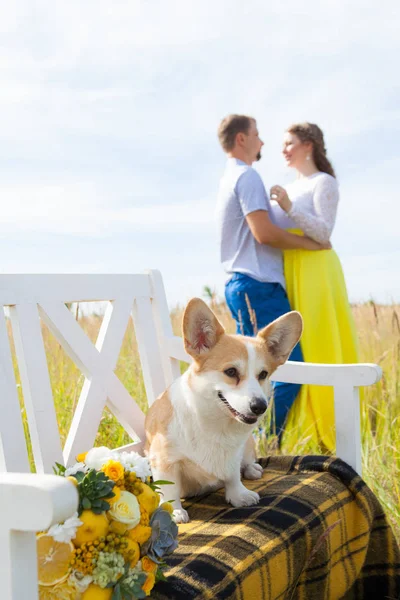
top-left (0, 269), bottom-right (382, 599)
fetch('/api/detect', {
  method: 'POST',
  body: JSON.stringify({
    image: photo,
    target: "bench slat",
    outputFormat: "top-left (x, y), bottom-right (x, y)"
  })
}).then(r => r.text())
top-left (0, 274), bottom-right (150, 305)
top-left (9, 304), bottom-right (64, 474)
top-left (0, 310), bottom-right (30, 473)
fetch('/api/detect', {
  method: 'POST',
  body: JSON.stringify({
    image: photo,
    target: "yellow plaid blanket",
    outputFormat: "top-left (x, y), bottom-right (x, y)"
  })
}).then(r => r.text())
top-left (152, 455), bottom-right (400, 600)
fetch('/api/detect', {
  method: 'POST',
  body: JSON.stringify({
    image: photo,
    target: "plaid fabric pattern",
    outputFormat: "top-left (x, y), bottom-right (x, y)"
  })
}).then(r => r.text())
top-left (152, 456), bottom-right (400, 600)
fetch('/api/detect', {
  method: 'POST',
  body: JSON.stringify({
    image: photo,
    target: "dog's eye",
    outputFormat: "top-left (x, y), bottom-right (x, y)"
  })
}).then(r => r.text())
top-left (224, 367), bottom-right (238, 378)
top-left (258, 370), bottom-right (268, 381)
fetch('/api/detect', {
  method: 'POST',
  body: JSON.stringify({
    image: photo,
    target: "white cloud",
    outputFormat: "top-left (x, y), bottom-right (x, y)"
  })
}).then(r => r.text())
top-left (0, 182), bottom-right (215, 235)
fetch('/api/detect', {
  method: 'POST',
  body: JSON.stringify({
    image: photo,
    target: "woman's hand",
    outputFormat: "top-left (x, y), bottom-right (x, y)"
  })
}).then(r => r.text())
top-left (303, 237), bottom-right (332, 251)
top-left (270, 185), bottom-right (292, 213)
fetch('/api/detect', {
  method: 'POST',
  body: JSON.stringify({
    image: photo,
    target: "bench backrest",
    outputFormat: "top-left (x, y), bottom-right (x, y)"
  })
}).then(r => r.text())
top-left (0, 270), bottom-right (382, 476)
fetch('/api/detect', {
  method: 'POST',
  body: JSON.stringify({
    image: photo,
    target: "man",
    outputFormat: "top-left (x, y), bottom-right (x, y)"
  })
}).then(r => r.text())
top-left (216, 114), bottom-right (329, 435)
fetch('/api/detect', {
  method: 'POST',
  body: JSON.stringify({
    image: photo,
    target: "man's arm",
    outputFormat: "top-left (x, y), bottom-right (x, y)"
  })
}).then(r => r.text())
top-left (246, 210), bottom-right (330, 250)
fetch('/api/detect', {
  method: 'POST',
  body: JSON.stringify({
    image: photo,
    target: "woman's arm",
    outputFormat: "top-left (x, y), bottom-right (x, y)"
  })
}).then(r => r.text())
top-left (245, 210), bottom-right (331, 250)
top-left (270, 176), bottom-right (339, 244)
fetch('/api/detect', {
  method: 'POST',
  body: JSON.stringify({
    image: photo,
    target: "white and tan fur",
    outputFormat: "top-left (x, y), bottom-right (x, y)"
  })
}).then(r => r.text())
top-left (145, 298), bottom-right (303, 523)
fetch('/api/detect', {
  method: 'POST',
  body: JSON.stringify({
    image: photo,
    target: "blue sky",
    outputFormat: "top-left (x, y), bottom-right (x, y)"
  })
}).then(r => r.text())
top-left (0, 1), bottom-right (399, 307)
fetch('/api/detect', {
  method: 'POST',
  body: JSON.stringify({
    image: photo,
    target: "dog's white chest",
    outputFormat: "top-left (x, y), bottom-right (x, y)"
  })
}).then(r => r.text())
top-left (179, 430), bottom-right (240, 480)
top-left (168, 379), bottom-right (246, 480)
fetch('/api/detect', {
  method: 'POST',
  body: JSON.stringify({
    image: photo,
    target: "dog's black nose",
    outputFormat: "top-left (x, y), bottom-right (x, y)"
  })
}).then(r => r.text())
top-left (250, 397), bottom-right (267, 416)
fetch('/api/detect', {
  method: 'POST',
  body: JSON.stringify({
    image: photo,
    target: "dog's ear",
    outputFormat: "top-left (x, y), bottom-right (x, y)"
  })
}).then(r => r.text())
top-left (257, 311), bottom-right (303, 367)
top-left (183, 298), bottom-right (225, 358)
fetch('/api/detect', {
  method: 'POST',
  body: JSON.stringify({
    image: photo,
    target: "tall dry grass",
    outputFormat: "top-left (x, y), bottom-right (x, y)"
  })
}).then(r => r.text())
top-left (7, 299), bottom-right (400, 542)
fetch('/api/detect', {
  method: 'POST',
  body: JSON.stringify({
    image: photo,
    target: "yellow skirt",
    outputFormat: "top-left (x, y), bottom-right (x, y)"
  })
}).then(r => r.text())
top-left (282, 230), bottom-right (360, 452)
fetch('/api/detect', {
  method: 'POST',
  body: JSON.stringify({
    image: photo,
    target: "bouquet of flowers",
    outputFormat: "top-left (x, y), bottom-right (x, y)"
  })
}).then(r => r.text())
top-left (37, 446), bottom-right (178, 600)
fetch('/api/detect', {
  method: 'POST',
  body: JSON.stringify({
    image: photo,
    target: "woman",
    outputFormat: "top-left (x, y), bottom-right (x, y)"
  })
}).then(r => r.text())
top-left (270, 122), bottom-right (359, 452)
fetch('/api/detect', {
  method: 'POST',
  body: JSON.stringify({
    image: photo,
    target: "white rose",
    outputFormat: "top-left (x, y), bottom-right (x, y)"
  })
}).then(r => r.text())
top-left (84, 447), bottom-right (116, 470)
top-left (108, 490), bottom-right (141, 529)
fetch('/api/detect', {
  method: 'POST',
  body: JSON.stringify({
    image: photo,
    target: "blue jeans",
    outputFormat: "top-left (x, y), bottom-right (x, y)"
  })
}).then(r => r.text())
top-left (225, 273), bottom-right (303, 434)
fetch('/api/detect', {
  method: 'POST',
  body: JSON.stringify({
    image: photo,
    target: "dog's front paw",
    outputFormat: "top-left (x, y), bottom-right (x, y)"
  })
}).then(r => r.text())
top-left (226, 486), bottom-right (260, 508)
top-left (243, 462), bottom-right (263, 480)
top-left (173, 508), bottom-right (190, 524)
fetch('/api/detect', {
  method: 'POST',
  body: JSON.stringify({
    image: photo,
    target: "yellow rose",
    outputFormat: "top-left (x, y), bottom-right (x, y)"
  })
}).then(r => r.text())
top-left (142, 556), bottom-right (158, 573)
top-left (136, 483), bottom-right (160, 516)
top-left (76, 452), bottom-right (88, 463)
top-left (128, 523), bottom-right (152, 545)
top-left (108, 491), bottom-right (140, 529)
top-left (102, 460), bottom-right (124, 482)
top-left (142, 572), bottom-right (156, 596)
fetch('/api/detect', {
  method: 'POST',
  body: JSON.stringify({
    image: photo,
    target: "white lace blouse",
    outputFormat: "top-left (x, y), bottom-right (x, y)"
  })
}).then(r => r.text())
top-left (271, 172), bottom-right (339, 244)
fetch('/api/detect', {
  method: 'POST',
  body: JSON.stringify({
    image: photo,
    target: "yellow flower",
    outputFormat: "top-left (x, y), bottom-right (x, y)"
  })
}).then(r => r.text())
top-left (73, 511), bottom-right (109, 547)
top-left (76, 452), bottom-right (88, 463)
top-left (128, 524), bottom-right (152, 545)
top-left (136, 483), bottom-right (160, 516)
top-left (101, 460), bottom-right (124, 482)
top-left (108, 491), bottom-right (140, 529)
top-left (142, 572), bottom-right (156, 596)
top-left (142, 556), bottom-right (158, 573)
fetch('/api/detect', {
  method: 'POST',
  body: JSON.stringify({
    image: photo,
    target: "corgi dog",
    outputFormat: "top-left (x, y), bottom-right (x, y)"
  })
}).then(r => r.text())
top-left (145, 298), bottom-right (302, 523)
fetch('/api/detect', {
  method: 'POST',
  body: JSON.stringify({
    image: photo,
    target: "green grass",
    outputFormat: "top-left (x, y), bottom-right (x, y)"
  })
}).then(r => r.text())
top-left (7, 299), bottom-right (400, 542)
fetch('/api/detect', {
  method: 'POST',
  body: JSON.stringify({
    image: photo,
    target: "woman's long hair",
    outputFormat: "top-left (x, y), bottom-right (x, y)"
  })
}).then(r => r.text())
top-left (287, 122), bottom-right (336, 178)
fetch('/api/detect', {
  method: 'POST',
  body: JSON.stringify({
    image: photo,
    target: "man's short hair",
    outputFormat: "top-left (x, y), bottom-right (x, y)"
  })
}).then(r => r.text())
top-left (218, 114), bottom-right (254, 152)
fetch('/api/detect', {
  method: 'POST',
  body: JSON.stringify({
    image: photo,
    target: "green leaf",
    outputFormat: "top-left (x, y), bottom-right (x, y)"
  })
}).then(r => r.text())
top-left (149, 479), bottom-right (174, 492)
top-left (152, 479), bottom-right (174, 486)
top-left (120, 589), bottom-right (135, 600)
top-left (82, 497), bottom-right (91, 510)
top-left (155, 566), bottom-right (168, 582)
top-left (112, 584), bottom-right (122, 600)
top-left (52, 462), bottom-right (66, 476)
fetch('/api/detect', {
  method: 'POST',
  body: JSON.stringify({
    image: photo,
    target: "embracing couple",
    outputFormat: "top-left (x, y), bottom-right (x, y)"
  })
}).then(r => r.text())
top-left (216, 115), bottom-right (359, 452)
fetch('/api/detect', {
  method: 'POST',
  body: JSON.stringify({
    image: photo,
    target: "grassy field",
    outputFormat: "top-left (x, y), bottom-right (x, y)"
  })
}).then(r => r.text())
top-left (8, 299), bottom-right (400, 542)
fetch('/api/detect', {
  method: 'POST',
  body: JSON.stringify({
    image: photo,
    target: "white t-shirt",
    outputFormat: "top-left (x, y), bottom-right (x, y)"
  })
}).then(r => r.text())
top-left (216, 158), bottom-right (285, 288)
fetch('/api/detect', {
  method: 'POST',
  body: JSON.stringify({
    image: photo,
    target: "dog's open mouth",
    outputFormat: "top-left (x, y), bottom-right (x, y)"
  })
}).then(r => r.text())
top-left (217, 391), bottom-right (258, 425)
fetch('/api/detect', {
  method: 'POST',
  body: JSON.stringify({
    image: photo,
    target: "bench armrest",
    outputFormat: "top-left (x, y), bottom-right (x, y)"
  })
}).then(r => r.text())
top-left (0, 473), bottom-right (78, 600)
